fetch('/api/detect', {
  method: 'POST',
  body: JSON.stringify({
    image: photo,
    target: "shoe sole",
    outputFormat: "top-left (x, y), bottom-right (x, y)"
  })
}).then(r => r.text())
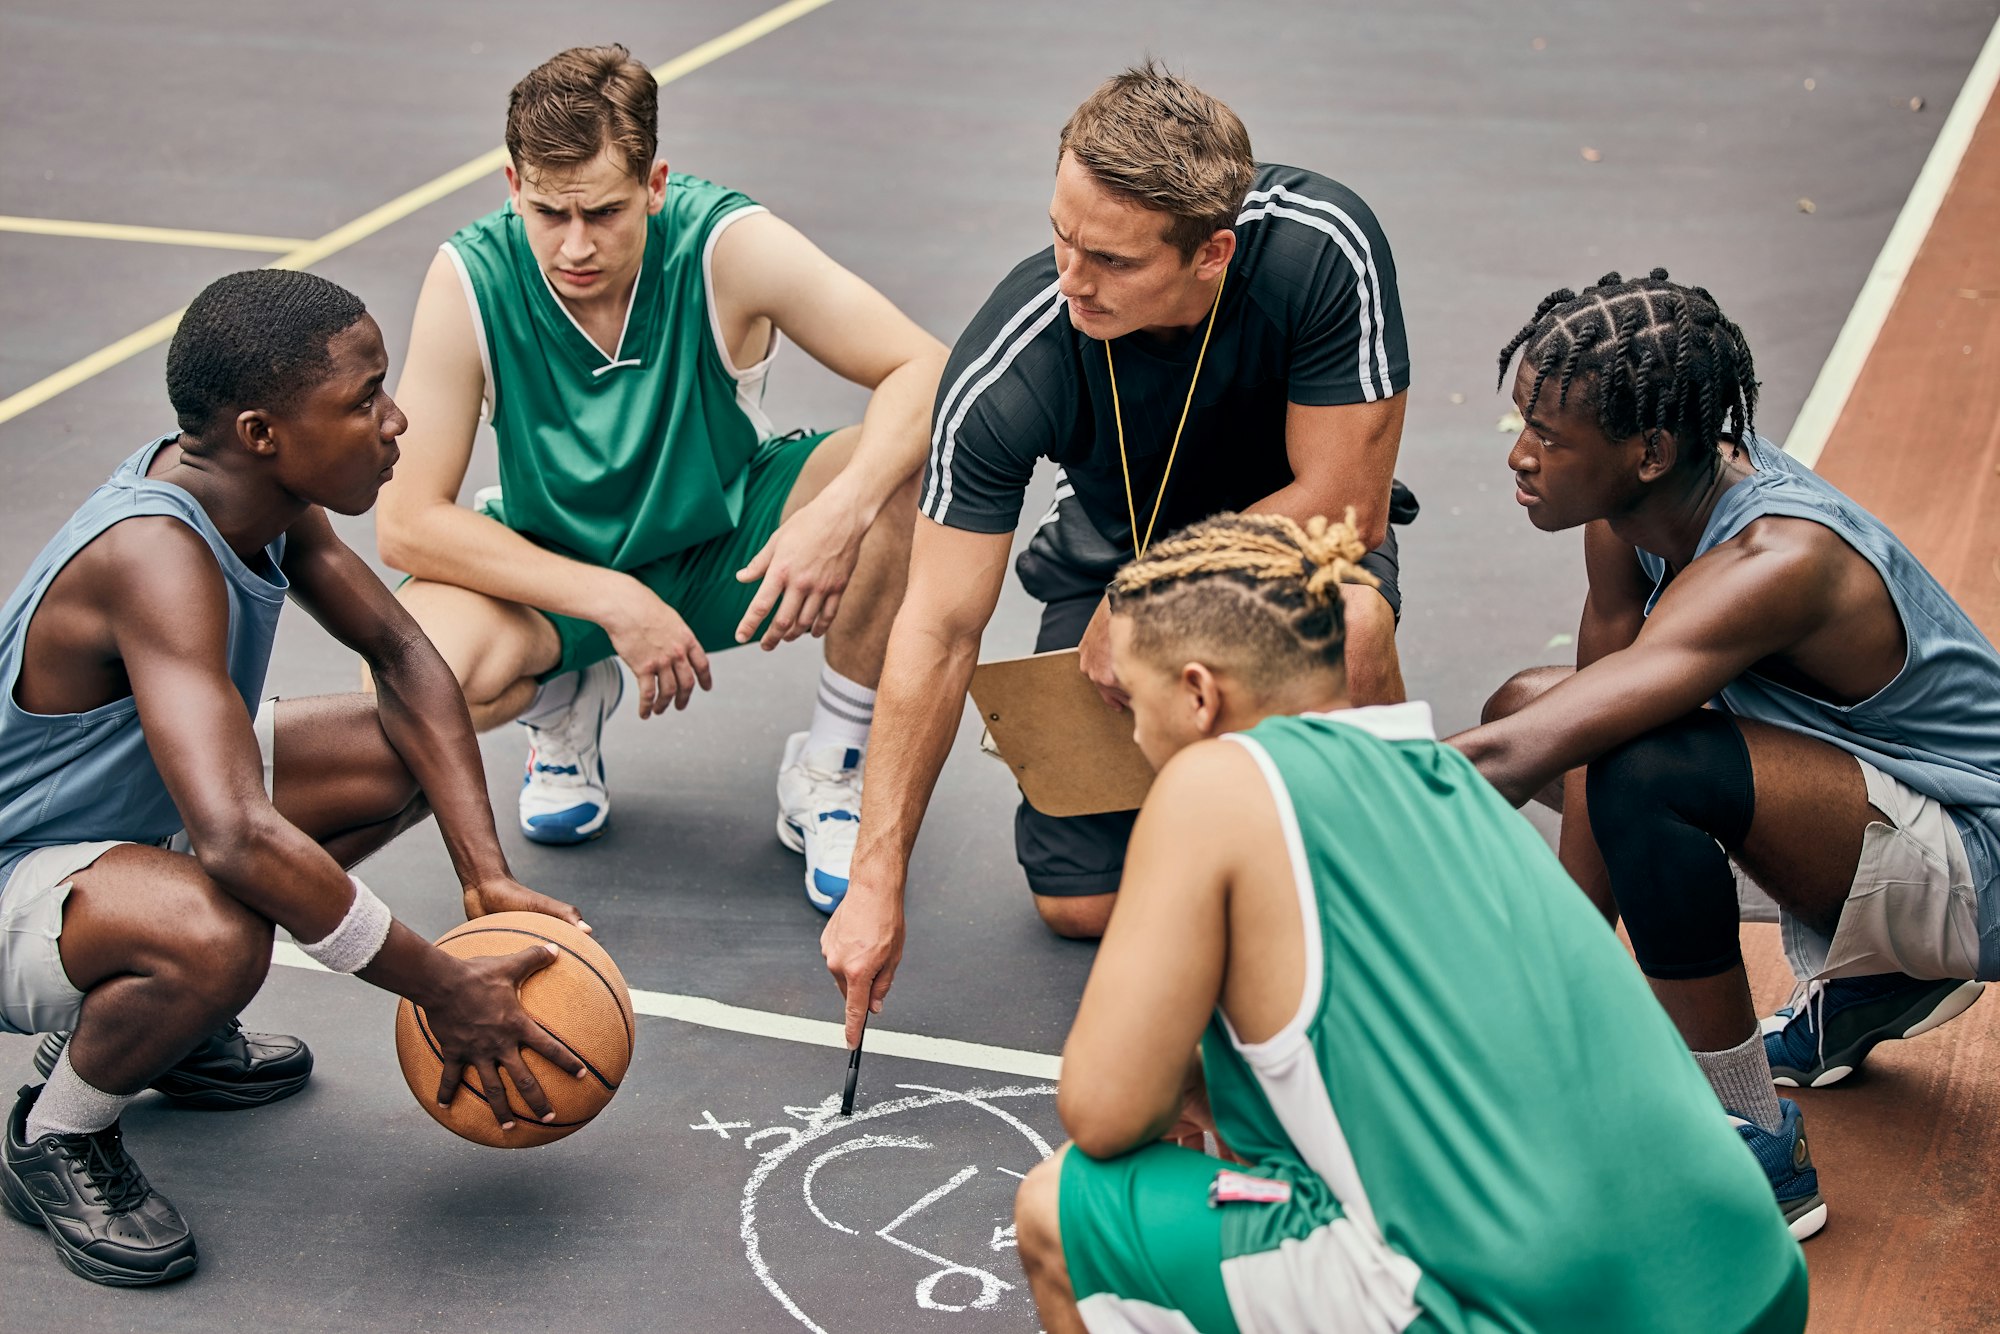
top-left (33, 1037), bottom-right (312, 1111)
top-left (777, 815), bottom-right (847, 914)
top-left (1772, 980), bottom-right (1986, 1088)
top-left (519, 816), bottom-right (609, 846)
top-left (1785, 1196), bottom-right (1829, 1241)
top-left (1, 1160), bottom-right (196, 1286)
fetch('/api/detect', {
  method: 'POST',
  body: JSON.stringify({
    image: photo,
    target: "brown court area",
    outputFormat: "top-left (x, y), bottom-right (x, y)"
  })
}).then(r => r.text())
top-left (1744, 79), bottom-right (2000, 1334)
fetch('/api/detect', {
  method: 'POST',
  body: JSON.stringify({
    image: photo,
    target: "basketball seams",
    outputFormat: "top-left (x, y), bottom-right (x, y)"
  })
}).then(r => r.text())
top-left (395, 913), bottom-right (637, 1147)
top-left (433, 924), bottom-right (636, 1049)
top-left (407, 1001), bottom-right (621, 1094)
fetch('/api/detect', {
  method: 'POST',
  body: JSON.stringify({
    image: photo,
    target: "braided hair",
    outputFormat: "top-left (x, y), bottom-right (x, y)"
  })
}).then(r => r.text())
top-left (1108, 511), bottom-right (1378, 691)
top-left (1496, 268), bottom-right (1758, 471)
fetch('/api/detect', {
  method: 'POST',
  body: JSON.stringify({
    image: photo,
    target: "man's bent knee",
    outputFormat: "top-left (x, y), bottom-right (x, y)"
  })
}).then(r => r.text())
top-left (1034, 893), bottom-right (1115, 941)
top-left (1015, 1146), bottom-right (1069, 1266)
top-left (172, 892), bottom-right (275, 1011)
top-left (1482, 664), bottom-right (1572, 726)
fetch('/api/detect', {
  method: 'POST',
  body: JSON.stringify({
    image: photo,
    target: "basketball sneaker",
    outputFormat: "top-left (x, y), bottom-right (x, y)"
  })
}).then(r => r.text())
top-left (1728, 1098), bottom-right (1826, 1241)
top-left (776, 732), bottom-right (864, 914)
top-left (1762, 973), bottom-right (1985, 1087)
top-left (519, 657), bottom-right (623, 845)
top-left (33, 1020), bottom-right (311, 1111)
top-left (1, 1085), bottom-right (198, 1286)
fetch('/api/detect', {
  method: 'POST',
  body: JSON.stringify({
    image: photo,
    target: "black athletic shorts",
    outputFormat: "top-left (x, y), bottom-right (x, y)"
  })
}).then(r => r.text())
top-left (1009, 488), bottom-right (1407, 898)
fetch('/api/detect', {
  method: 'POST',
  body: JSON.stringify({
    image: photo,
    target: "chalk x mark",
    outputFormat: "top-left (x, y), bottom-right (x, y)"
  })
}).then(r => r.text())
top-left (692, 1111), bottom-right (753, 1139)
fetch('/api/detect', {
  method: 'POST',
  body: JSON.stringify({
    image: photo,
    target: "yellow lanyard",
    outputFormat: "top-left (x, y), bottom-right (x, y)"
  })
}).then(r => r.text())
top-left (1105, 264), bottom-right (1228, 560)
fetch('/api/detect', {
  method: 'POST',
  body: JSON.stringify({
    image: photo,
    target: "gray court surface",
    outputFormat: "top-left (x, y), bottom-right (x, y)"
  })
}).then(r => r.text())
top-left (1, 1), bottom-right (1994, 1329)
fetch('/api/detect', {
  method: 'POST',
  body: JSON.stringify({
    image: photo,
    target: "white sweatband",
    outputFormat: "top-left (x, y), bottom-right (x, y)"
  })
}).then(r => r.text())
top-left (298, 876), bottom-right (393, 973)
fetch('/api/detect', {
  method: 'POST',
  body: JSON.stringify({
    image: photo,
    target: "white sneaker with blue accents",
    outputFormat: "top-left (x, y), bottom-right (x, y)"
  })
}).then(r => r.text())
top-left (518, 657), bottom-right (624, 845)
top-left (776, 732), bottom-right (864, 913)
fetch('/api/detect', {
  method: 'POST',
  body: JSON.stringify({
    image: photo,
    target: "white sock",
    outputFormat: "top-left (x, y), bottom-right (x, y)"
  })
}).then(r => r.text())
top-left (516, 669), bottom-right (581, 728)
top-left (807, 665), bottom-right (875, 756)
top-left (26, 1045), bottom-right (136, 1140)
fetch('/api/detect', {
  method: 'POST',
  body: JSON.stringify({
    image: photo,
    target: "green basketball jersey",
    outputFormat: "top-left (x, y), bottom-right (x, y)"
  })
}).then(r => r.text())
top-left (443, 174), bottom-right (777, 570)
top-left (1202, 705), bottom-right (1804, 1333)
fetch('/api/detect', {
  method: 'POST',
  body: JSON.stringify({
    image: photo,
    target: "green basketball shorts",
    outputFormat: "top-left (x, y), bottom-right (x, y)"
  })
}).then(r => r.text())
top-left (477, 429), bottom-right (829, 682)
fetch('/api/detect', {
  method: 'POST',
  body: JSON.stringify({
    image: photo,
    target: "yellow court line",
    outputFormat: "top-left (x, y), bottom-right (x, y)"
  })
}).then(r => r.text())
top-left (0, 0), bottom-right (837, 428)
top-left (0, 215), bottom-right (311, 253)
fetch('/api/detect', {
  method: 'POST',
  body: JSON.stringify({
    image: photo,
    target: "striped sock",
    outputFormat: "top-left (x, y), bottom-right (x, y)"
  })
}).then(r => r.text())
top-left (807, 665), bottom-right (875, 756)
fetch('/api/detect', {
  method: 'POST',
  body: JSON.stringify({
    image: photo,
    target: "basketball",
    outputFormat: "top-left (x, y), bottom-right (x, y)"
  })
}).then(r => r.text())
top-left (393, 911), bottom-right (636, 1149)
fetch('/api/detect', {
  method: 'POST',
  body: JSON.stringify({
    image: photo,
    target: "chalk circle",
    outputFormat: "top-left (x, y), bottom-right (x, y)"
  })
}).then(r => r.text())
top-left (737, 1083), bottom-right (1059, 1332)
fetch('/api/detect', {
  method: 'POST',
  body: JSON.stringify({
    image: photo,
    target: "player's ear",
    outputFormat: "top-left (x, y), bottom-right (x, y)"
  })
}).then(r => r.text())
top-left (1192, 228), bottom-right (1235, 281)
top-left (1181, 661), bottom-right (1224, 735)
top-left (234, 408), bottom-right (278, 459)
top-left (1638, 428), bottom-right (1679, 482)
top-left (504, 161), bottom-right (523, 210)
top-left (647, 160), bottom-right (669, 213)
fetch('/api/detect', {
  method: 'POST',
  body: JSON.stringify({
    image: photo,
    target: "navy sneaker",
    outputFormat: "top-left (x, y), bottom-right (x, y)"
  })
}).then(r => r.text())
top-left (1763, 973), bottom-right (1984, 1087)
top-left (1729, 1098), bottom-right (1827, 1241)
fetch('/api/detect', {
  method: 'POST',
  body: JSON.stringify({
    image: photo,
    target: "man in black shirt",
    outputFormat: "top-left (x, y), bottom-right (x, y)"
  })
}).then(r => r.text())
top-left (824, 63), bottom-right (1416, 1036)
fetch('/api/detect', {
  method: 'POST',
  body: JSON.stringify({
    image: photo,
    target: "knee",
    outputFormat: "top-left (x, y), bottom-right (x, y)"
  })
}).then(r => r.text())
top-left (1014, 1147), bottom-right (1068, 1271)
top-left (1481, 664), bottom-right (1570, 726)
top-left (1034, 894), bottom-right (1113, 941)
top-left (175, 892), bottom-right (274, 1010)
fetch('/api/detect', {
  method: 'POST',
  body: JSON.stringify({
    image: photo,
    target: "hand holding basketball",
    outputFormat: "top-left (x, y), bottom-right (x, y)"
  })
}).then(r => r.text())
top-left (420, 943), bottom-right (585, 1131)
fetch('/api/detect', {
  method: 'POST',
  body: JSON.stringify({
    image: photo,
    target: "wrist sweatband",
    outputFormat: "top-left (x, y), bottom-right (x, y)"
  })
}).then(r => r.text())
top-left (298, 875), bottom-right (393, 973)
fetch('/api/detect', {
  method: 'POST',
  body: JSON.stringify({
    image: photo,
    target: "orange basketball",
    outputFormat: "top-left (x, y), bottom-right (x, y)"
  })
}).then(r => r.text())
top-left (394, 911), bottom-right (635, 1149)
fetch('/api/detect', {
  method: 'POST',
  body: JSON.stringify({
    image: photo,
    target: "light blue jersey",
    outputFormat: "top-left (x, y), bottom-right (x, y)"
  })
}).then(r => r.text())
top-left (0, 437), bottom-right (286, 888)
top-left (1636, 436), bottom-right (2000, 975)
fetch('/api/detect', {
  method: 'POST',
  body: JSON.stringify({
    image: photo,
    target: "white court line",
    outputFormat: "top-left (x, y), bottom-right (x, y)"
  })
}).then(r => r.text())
top-left (1785, 14), bottom-right (2000, 466)
top-left (270, 941), bottom-right (1062, 1081)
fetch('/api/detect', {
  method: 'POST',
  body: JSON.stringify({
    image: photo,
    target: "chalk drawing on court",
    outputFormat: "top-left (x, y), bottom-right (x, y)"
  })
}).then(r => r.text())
top-left (713, 1082), bottom-right (1059, 1332)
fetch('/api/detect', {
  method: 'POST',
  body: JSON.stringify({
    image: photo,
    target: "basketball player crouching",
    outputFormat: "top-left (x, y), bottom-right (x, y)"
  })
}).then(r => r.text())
top-left (1014, 513), bottom-right (1807, 1334)
top-left (0, 271), bottom-right (589, 1286)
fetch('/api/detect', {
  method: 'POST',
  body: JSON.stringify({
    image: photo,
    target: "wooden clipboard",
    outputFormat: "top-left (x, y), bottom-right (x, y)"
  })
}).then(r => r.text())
top-left (967, 649), bottom-right (1155, 817)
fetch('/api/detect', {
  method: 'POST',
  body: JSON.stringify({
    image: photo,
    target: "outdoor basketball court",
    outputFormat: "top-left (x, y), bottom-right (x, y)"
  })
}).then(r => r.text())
top-left (1, 1), bottom-right (1997, 1329)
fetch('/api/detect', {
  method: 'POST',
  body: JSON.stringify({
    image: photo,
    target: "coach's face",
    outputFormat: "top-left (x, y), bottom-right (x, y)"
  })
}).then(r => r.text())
top-left (1050, 153), bottom-right (1229, 341)
top-left (508, 148), bottom-right (668, 304)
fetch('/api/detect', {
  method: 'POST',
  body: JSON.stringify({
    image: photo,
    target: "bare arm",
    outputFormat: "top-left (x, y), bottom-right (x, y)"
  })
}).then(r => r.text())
top-left (378, 250), bottom-right (715, 719)
top-left (1076, 393), bottom-right (1409, 701)
top-left (283, 506), bottom-right (583, 928)
top-left (1060, 742), bottom-right (1236, 1159)
top-left (375, 250), bottom-right (642, 631)
top-left (821, 519), bottom-right (1012, 1044)
top-left (713, 212), bottom-right (948, 644)
top-left (1252, 393), bottom-right (1408, 549)
top-left (1451, 524), bottom-right (1840, 804)
top-left (109, 520), bottom-right (585, 1126)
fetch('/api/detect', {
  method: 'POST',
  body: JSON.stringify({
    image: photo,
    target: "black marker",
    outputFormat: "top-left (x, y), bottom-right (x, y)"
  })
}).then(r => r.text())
top-left (840, 1015), bottom-right (867, 1117)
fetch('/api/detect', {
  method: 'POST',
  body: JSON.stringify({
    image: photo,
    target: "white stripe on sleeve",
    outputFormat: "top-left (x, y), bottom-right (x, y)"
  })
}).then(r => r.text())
top-left (923, 279), bottom-right (1064, 516)
top-left (924, 287), bottom-right (1069, 523)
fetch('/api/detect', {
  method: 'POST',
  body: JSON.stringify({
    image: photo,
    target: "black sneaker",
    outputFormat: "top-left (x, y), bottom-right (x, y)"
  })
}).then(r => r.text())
top-left (0, 1085), bottom-right (198, 1286)
top-left (35, 1019), bottom-right (312, 1110)
top-left (1763, 974), bottom-right (1985, 1087)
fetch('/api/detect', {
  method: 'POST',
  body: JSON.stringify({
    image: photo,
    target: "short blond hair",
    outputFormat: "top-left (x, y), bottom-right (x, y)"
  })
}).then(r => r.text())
top-left (1058, 61), bottom-right (1255, 259)
top-left (506, 45), bottom-right (658, 184)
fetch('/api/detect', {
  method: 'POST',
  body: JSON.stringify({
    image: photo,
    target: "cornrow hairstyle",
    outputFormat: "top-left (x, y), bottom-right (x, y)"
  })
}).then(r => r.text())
top-left (1108, 511), bottom-right (1378, 692)
top-left (166, 270), bottom-right (368, 437)
top-left (1496, 268), bottom-right (1759, 472)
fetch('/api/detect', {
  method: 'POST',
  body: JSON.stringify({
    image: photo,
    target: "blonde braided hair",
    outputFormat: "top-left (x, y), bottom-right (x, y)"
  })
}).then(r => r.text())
top-left (1108, 511), bottom-right (1378, 689)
